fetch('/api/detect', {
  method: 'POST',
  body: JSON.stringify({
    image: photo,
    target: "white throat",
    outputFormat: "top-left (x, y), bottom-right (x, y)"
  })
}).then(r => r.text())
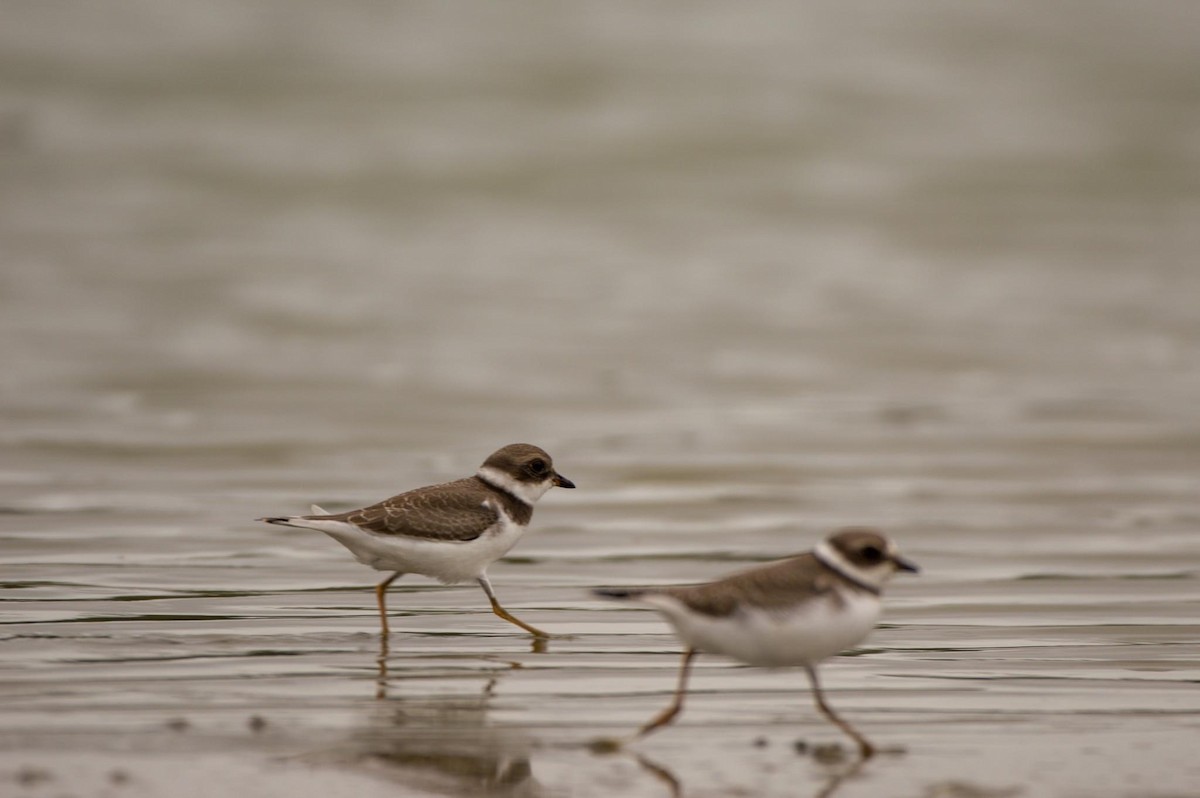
top-left (813, 540), bottom-right (887, 594)
top-left (476, 465), bottom-right (552, 506)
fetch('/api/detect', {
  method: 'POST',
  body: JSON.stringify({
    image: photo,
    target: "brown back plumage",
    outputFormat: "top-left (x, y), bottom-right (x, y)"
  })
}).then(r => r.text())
top-left (309, 476), bottom-right (532, 542)
top-left (662, 553), bottom-right (862, 617)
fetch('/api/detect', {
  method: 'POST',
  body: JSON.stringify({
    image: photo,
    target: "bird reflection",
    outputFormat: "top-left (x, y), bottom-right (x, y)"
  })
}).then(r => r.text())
top-left (375, 635), bottom-right (520, 701)
top-left (631, 752), bottom-right (682, 798)
top-left (351, 637), bottom-right (539, 795)
top-left (375, 635), bottom-right (389, 700)
top-left (612, 747), bottom-right (869, 798)
top-left (812, 757), bottom-right (868, 798)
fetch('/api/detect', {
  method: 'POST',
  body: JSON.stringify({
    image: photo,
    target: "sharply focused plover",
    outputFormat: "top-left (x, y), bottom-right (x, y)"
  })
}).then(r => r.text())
top-left (261, 443), bottom-right (574, 640)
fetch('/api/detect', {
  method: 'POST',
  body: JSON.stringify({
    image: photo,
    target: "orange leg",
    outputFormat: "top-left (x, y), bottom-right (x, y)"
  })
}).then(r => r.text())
top-left (635, 649), bottom-right (697, 739)
top-left (804, 664), bottom-right (875, 759)
top-left (477, 574), bottom-right (550, 638)
top-left (375, 572), bottom-right (403, 637)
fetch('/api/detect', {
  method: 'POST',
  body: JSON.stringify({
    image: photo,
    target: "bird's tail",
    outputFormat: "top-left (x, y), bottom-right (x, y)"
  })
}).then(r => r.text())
top-left (258, 516), bottom-right (300, 527)
top-left (257, 504), bottom-right (332, 528)
top-left (593, 587), bottom-right (648, 601)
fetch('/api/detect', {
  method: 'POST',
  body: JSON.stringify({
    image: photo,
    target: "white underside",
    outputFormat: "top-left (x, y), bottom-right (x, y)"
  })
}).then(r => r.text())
top-left (638, 588), bottom-right (882, 668)
top-left (285, 503), bottom-right (526, 584)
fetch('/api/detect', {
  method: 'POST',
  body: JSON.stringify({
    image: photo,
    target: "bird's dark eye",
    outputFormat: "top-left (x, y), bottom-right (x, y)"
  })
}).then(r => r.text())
top-left (860, 545), bottom-right (883, 563)
top-left (528, 459), bottom-right (547, 475)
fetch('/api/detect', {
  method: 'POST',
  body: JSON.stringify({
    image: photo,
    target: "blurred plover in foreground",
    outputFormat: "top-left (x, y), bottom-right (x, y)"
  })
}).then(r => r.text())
top-left (594, 527), bottom-right (917, 758)
top-left (260, 443), bottom-right (574, 640)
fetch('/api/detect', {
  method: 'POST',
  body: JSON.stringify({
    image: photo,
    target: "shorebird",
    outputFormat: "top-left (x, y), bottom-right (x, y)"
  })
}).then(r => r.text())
top-left (595, 527), bottom-right (917, 757)
top-left (260, 443), bottom-right (574, 639)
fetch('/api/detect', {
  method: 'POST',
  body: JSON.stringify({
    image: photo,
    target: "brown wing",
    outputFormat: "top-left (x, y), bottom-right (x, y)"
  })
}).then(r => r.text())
top-left (316, 478), bottom-right (500, 542)
top-left (665, 553), bottom-right (838, 618)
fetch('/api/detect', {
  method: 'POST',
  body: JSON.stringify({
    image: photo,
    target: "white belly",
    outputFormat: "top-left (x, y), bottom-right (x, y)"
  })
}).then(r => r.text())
top-left (646, 589), bottom-right (882, 667)
top-left (307, 516), bottom-right (527, 584)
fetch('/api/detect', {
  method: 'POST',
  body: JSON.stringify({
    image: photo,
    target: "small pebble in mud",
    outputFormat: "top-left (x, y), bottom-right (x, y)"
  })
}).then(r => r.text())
top-left (16, 766), bottom-right (53, 786)
top-left (812, 743), bottom-right (846, 764)
top-left (586, 737), bottom-right (624, 755)
top-left (165, 718), bottom-right (190, 732)
top-left (752, 736), bottom-right (769, 748)
top-left (248, 715), bottom-right (268, 733)
top-left (109, 769), bottom-right (131, 785)
top-left (793, 739), bottom-right (808, 755)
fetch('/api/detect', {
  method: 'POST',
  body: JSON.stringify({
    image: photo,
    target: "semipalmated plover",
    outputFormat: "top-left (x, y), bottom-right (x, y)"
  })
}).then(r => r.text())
top-left (594, 527), bottom-right (917, 758)
top-left (260, 443), bottom-right (574, 639)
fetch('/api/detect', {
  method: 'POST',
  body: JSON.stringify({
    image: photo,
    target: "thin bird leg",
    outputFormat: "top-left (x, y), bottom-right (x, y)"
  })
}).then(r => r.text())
top-left (477, 574), bottom-right (550, 639)
top-left (804, 664), bottom-right (875, 759)
top-left (375, 572), bottom-right (403, 637)
top-left (635, 648), bottom-right (698, 739)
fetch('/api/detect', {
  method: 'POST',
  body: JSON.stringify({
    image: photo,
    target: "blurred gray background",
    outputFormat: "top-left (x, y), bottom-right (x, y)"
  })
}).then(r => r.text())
top-left (2, 3), bottom-right (1199, 797)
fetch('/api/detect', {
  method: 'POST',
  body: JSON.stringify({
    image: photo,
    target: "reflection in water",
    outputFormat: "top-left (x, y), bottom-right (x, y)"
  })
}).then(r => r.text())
top-left (629, 750), bottom-right (868, 798)
top-left (811, 758), bottom-right (868, 798)
top-left (346, 648), bottom-right (539, 796)
top-left (375, 635), bottom-right (388, 701)
top-left (356, 638), bottom-right (539, 795)
top-left (631, 753), bottom-right (681, 798)
top-left (374, 635), bottom-right (521, 702)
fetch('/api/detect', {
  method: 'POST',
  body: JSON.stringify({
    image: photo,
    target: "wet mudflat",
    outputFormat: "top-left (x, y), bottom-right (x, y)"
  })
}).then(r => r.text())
top-left (5, 423), bottom-right (1199, 797)
top-left (3, 2), bottom-right (1200, 796)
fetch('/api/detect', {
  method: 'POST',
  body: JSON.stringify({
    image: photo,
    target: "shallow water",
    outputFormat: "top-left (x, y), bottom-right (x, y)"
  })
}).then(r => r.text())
top-left (3, 2), bottom-right (1200, 797)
